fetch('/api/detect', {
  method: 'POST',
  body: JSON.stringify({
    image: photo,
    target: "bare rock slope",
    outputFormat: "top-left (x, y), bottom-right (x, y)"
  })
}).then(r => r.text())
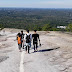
top-left (0, 28), bottom-right (72, 72)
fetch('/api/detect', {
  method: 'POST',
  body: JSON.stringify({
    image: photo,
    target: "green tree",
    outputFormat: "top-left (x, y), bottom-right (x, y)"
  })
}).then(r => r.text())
top-left (33, 25), bottom-right (38, 30)
top-left (0, 24), bottom-right (4, 30)
top-left (66, 24), bottom-right (72, 32)
top-left (42, 24), bottom-right (51, 31)
top-left (38, 27), bottom-right (42, 31)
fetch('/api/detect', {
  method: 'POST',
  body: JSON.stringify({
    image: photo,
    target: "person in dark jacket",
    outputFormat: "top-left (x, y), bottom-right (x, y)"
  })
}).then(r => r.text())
top-left (20, 31), bottom-right (25, 49)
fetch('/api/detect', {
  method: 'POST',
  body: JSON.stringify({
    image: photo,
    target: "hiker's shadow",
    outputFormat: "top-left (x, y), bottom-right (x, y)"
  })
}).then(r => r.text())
top-left (38, 47), bottom-right (60, 52)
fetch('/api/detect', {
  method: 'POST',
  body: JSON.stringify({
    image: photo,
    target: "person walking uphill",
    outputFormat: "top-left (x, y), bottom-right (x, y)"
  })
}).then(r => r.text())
top-left (24, 30), bottom-right (32, 54)
top-left (32, 30), bottom-right (41, 52)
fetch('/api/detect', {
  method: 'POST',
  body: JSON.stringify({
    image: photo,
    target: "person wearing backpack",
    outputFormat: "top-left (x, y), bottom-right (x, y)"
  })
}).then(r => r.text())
top-left (17, 33), bottom-right (22, 52)
top-left (24, 30), bottom-right (32, 54)
top-left (32, 30), bottom-right (41, 52)
top-left (20, 30), bottom-right (25, 49)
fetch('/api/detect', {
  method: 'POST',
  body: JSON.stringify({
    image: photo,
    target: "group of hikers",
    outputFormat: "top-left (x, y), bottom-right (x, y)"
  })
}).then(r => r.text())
top-left (17, 30), bottom-right (41, 53)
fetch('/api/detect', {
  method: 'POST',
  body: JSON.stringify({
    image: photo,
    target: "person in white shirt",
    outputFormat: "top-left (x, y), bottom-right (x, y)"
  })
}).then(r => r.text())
top-left (24, 30), bottom-right (32, 53)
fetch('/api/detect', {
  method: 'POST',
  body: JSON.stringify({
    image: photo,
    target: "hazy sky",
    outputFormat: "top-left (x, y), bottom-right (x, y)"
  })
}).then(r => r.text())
top-left (0, 0), bottom-right (72, 8)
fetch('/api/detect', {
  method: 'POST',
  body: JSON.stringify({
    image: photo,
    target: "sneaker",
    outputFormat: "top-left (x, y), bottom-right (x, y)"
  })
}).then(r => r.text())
top-left (34, 50), bottom-right (36, 52)
top-left (23, 47), bottom-right (24, 49)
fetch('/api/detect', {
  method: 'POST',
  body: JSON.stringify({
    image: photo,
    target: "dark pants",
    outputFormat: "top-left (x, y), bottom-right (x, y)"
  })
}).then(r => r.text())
top-left (26, 46), bottom-right (30, 53)
top-left (33, 42), bottom-right (38, 51)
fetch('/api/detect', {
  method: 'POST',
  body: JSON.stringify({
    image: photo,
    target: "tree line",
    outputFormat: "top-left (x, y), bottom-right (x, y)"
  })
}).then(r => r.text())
top-left (0, 8), bottom-right (72, 31)
top-left (0, 23), bottom-right (72, 32)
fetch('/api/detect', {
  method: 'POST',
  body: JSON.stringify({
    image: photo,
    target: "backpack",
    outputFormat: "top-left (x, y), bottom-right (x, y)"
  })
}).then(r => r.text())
top-left (26, 34), bottom-right (31, 43)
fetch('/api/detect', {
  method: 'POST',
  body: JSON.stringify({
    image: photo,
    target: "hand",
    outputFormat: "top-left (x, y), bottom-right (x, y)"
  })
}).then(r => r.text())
top-left (40, 43), bottom-right (41, 46)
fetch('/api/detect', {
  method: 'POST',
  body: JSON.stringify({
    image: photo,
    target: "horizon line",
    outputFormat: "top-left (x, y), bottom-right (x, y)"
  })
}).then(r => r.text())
top-left (0, 7), bottom-right (72, 9)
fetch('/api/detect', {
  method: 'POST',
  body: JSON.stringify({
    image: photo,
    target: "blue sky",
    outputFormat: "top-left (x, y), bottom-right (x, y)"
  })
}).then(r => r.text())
top-left (0, 0), bottom-right (72, 8)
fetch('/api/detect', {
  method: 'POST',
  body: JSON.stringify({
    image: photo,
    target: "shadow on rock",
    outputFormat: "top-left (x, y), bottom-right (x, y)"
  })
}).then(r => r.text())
top-left (38, 47), bottom-right (60, 52)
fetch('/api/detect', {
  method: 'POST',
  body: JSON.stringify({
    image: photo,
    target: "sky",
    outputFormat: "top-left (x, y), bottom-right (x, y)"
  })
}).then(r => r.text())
top-left (0, 0), bottom-right (72, 8)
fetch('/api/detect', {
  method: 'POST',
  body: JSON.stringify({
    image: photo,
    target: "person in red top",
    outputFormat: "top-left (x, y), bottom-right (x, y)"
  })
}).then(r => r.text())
top-left (17, 33), bottom-right (22, 52)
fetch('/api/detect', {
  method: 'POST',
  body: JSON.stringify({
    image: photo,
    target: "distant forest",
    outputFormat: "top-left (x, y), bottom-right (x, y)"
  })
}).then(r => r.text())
top-left (0, 8), bottom-right (72, 31)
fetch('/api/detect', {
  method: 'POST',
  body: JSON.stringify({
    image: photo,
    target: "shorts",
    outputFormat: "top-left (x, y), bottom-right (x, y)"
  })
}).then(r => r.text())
top-left (18, 44), bottom-right (21, 50)
top-left (25, 42), bottom-right (31, 47)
